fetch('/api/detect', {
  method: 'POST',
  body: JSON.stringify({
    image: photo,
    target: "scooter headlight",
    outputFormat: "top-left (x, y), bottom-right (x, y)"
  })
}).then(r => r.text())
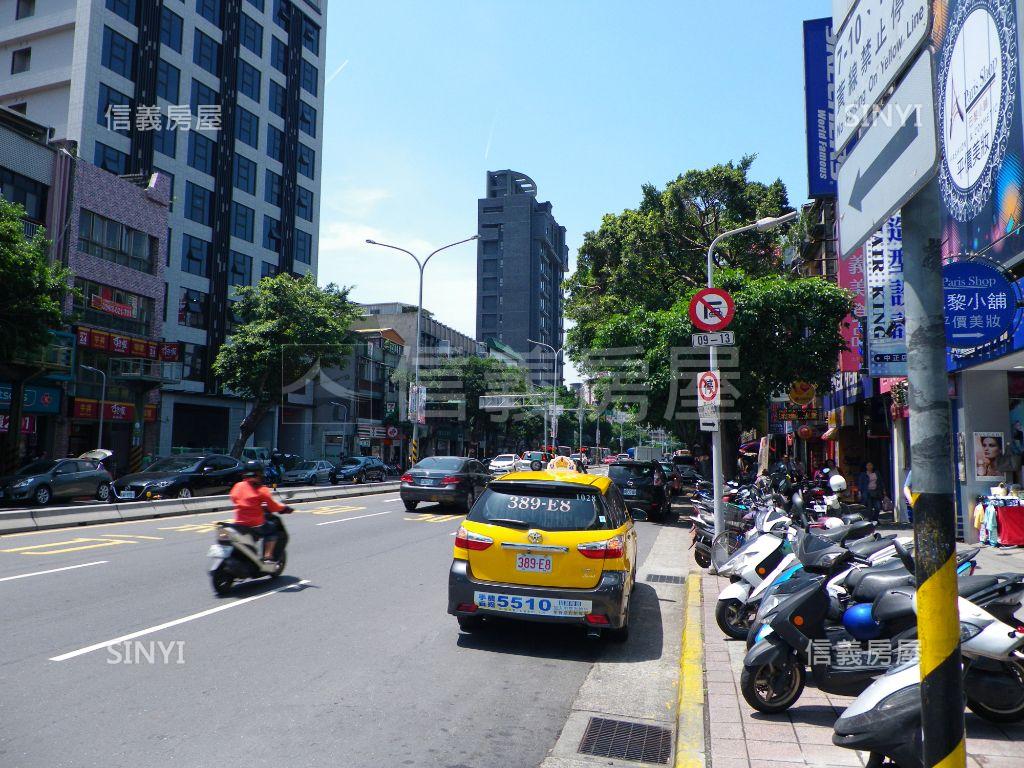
top-left (877, 685), bottom-right (921, 713)
top-left (757, 594), bottom-right (785, 622)
top-left (720, 551), bottom-right (758, 577)
top-left (959, 621), bottom-right (985, 643)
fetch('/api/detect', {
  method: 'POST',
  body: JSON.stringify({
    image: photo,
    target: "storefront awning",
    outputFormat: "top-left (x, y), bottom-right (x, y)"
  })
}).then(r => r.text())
top-left (821, 427), bottom-right (840, 441)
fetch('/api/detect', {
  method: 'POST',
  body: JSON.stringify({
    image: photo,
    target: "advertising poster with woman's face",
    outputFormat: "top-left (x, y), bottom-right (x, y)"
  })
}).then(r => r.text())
top-left (974, 432), bottom-right (1006, 481)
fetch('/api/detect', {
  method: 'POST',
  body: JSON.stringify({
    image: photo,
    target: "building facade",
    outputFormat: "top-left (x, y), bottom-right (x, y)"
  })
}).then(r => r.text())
top-left (0, 0), bottom-right (327, 457)
top-left (475, 169), bottom-right (567, 386)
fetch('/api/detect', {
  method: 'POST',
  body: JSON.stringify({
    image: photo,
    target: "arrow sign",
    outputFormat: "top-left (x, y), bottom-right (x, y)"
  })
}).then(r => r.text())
top-left (837, 50), bottom-right (939, 259)
top-left (848, 116), bottom-right (919, 212)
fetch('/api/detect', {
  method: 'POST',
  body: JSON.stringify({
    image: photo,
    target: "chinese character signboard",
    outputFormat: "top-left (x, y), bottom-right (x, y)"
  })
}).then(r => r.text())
top-left (943, 261), bottom-right (1018, 349)
top-left (837, 246), bottom-right (866, 371)
top-left (804, 18), bottom-right (838, 197)
top-left (865, 215), bottom-right (906, 376)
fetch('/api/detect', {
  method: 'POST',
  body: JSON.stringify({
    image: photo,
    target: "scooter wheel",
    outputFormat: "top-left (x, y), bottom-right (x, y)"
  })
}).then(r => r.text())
top-left (694, 548), bottom-right (712, 568)
top-left (740, 658), bottom-right (805, 714)
top-left (967, 660), bottom-right (1024, 723)
top-left (715, 598), bottom-right (750, 641)
top-left (211, 568), bottom-right (234, 596)
top-left (267, 552), bottom-right (287, 580)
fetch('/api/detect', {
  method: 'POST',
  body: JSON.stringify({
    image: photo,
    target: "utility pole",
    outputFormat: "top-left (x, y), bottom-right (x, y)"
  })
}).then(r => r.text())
top-left (902, 180), bottom-right (965, 768)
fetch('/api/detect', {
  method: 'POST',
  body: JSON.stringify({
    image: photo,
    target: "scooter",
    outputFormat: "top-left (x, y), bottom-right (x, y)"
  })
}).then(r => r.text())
top-left (208, 511), bottom-right (292, 595)
top-left (833, 598), bottom-right (1024, 768)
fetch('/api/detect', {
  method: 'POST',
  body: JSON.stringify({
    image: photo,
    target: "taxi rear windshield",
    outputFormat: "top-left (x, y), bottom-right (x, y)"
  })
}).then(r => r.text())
top-left (468, 486), bottom-right (610, 531)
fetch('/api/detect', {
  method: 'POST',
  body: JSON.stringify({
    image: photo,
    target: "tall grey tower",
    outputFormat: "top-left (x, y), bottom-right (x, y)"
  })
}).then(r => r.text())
top-left (476, 170), bottom-right (567, 387)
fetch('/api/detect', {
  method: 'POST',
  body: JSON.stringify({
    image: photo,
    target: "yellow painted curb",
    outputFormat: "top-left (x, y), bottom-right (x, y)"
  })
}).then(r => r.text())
top-left (675, 572), bottom-right (705, 768)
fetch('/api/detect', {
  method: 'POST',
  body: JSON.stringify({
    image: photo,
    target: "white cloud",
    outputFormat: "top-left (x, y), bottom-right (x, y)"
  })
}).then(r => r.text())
top-left (322, 187), bottom-right (392, 219)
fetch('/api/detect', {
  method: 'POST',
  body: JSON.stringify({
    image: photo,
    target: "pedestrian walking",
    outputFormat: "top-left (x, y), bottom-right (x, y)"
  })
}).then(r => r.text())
top-left (857, 462), bottom-right (882, 522)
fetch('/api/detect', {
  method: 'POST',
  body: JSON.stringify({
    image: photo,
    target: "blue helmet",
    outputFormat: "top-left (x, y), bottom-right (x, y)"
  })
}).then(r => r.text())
top-left (842, 602), bottom-right (882, 641)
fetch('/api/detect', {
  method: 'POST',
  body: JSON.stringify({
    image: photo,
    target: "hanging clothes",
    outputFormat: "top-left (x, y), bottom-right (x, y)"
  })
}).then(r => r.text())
top-left (984, 501), bottom-right (1000, 546)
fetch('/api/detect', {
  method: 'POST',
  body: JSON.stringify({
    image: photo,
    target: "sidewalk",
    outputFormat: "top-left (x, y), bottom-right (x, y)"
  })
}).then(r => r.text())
top-left (691, 545), bottom-right (1023, 768)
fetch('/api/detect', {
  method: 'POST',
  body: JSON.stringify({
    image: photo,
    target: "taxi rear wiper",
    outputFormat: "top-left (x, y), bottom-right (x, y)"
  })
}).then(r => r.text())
top-left (487, 518), bottom-right (532, 528)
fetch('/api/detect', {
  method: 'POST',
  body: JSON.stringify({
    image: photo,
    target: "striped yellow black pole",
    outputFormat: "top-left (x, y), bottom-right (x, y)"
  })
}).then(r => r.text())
top-left (903, 182), bottom-right (965, 768)
top-left (409, 438), bottom-right (418, 465)
top-left (129, 445), bottom-right (143, 474)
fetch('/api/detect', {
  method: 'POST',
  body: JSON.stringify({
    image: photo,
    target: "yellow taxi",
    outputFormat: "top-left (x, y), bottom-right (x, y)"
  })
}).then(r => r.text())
top-left (447, 465), bottom-right (638, 640)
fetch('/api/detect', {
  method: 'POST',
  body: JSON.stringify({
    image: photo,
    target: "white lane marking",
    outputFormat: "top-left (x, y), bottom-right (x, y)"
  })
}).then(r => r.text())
top-left (316, 510), bottom-right (393, 526)
top-left (50, 579), bottom-right (311, 661)
top-left (383, 498), bottom-right (403, 503)
top-left (0, 560), bottom-right (109, 583)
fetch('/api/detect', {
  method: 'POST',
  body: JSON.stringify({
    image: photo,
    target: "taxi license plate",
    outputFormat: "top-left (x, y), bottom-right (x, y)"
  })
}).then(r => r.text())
top-left (119, 490), bottom-right (136, 499)
top-left (420, 479), bottom-right (439, 486)
top-left (515, 554), bottom-right (552, 573)
top-left (473, 591), bottom-right (591, 617)
top-left (623, 488), bottom-right (638, 496)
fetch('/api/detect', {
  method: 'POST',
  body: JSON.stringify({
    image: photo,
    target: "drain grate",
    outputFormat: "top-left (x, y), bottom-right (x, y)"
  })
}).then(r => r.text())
top-left (578, 716), bottom-right (672, 764)
top-left (646, 574), bottom-right (685, 585)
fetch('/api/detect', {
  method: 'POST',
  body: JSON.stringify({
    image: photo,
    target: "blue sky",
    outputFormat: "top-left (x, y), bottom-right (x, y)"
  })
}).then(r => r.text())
top-left (317, 0), bottom-right (833, 381)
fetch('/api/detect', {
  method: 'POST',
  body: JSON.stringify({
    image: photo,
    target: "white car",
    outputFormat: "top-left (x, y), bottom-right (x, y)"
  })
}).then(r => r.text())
top-left (488, 453), bottom-right (518, 475)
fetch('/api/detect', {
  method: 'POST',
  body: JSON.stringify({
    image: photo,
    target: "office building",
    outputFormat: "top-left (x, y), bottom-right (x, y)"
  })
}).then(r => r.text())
top-left (475, 169), bottom-right (567, 386)
top-left (0, 0), bottom-right (327, 455)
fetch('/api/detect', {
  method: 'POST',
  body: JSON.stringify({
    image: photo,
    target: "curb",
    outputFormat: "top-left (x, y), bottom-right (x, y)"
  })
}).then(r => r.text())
top-left (675, 572), bottom-right (705, 768)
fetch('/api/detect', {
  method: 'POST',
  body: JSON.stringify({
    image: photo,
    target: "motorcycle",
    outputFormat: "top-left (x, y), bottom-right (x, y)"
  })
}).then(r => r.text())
top-left (208, 510), bottom-right (292, 595)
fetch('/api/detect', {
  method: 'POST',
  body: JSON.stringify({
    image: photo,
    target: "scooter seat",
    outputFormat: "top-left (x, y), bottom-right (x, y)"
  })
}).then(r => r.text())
top-left (957, 575), bottom-right (999, 598)
top-left (846, 535), bottom-right (896, 560)
top-left (818, 520), bottom-right (875, 545)
top-left (850, 569), bottom-right (915, 601)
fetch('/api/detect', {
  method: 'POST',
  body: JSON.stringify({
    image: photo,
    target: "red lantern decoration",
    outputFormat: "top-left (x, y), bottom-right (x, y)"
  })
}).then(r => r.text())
top-left (797, 425), bottom-right (816, 441)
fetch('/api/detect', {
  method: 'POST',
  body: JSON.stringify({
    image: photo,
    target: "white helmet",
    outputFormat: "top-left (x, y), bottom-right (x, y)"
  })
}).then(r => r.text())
top-left (829, 474), bottom-right (847, 493)
top-left (824, 516), bottom-right (845, 529)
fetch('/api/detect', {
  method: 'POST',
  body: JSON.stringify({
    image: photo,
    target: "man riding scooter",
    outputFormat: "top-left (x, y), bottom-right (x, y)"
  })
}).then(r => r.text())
top-left (230, 462), bottom-right (293, 566)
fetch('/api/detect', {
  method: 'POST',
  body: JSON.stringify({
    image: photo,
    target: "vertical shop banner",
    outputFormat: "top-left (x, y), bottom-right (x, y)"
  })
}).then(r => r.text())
top-left (803, 18), bottom-right (838, 197)
top-left (837, 246), bottom-right (866, 371)
top-left (865, 215), bottom-right (907, 376)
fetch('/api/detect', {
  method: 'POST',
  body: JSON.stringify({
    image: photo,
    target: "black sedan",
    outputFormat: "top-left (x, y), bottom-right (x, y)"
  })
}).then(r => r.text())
top-left (400, 457), bottom-right (491, 512)
top-left (112, 454), bottom-right (246, 500)
top-left (330, 456), bottom-right (388, 484)
top-left (608, 460), bottom-right (672, 522)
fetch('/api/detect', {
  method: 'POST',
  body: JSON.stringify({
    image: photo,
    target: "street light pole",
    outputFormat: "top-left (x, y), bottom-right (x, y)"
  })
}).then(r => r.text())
top-left (366, 235), bottom-right (478, 467)
top-left (528, 339), bottom-right (563, 451)
top-left (81, 365), bottom-right (107, 451)
top-left (704, 212), bottom-right (797, 542)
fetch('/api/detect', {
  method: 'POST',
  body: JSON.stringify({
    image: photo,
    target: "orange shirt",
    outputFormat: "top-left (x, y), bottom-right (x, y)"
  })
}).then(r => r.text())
top-left (230, 479), bottom-right (285, 527)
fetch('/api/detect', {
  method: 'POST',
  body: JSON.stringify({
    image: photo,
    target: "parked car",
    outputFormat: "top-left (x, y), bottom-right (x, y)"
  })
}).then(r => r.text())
top-left (400, 456), bottom-right (492, 512)
top-left (112, 454), bottom-right (246, 500)
top-left (240, 446), bottom-right (272, 464)
top-left (515, 451), bottom-right (552, 472)
top-left (270, 451), bottom-right (304, 473)
top-left (607, 460), bottom-right (672, 522)
top-left (447, 468), bottom-right (638, 639)
top-left (281, 460), bottom-right (335, 485)
top-left (616, 453), bottom-right (631, 462)
top-left (658, 461), bottom-right (683, 496)
top-left (602, 454), bottom-right (618, 465)
top-left (331, 456), bottom-right (388, 484)
top-left (569, 453), bottom-right (589, 472)
top-left (488, 454), bottom-right (518, 475)
top-left (0, 458), bottom-right (113, 506)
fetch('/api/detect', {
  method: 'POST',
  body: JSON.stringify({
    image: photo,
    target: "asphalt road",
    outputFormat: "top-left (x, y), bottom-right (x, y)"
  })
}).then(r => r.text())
top-left (0, 484), bottom-right (662, 768)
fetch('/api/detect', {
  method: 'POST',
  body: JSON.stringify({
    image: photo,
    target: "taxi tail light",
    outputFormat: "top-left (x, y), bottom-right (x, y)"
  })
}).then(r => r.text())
top-left (442, 476), bottom-right (461, 485)
top-left (577, 536), bottom-right (624, 560)
top-left (400, 473), bottom-right (414, 483)
top-left (455, 526), bottom-right (493, 551)
top-left (585, 613), bottom-right (610, 625)
top-left (457, 603), bottom-right (478, 613)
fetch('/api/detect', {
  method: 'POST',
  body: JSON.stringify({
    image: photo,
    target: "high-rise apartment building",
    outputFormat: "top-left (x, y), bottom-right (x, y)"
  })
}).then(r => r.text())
top-left (475, 170), bottom-right (567, 386)
top-left (0, 0), bottom-right (327, 454)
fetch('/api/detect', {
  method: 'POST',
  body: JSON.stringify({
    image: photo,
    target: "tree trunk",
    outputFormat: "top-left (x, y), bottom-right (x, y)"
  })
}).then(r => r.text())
top-left (3, 377), bottom-right (28, 474)
top-left (230, 400), bottom-right (271, 458)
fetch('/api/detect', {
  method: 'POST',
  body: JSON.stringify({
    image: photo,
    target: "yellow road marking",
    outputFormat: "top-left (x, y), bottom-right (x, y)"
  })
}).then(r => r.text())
top-left (158, 523), bottom-right (220, 533)
top-left (310, 505), bottom-right (364, 516)
top-left (403, 514), bottom-right (465, 523)
top-left (1, 538), bottom-right (136, 555)
top-left (102, 534), bottom-right (163, 540)
top-left (675, 574), bottom-right (703, 768)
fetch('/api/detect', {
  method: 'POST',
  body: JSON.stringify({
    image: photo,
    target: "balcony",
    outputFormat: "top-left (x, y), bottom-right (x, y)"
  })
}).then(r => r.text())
top-left (11, 335), bottom-right (73, 373)
top-left (109, 357), bottom-right (183, 385)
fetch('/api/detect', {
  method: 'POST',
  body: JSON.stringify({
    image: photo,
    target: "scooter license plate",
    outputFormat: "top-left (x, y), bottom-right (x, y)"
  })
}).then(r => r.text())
top-left (207, 545), bottom-right (231, 558)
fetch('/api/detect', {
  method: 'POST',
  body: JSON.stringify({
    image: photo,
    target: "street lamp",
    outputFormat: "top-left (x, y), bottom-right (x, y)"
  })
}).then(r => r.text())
top-left (81, 365), bottom-right (107, 451)
top-left (528, 339), bottom-right (563, 451)
top-left (365, 235), bottom-right (478, 466)
top-left (705, 211), bottom-right (798, 544)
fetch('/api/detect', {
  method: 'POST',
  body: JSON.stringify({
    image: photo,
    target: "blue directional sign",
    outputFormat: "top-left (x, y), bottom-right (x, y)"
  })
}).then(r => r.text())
top-left (943, 261), bottom-right (1018, 349)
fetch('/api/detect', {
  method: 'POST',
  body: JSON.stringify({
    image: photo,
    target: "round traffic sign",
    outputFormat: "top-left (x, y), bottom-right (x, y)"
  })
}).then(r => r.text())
top-left (697, 371), bottom-right (719, 403)
top-left (689, 288), bottom-right (735, 332)
top-left (788, 381), bottom-right (816, 407)
top-left (386, 426), bottom-right (399, 438)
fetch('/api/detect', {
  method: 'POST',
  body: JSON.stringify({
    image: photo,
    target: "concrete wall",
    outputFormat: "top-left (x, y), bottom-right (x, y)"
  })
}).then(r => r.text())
top-left (957, 370), bottom-right (1012, 543)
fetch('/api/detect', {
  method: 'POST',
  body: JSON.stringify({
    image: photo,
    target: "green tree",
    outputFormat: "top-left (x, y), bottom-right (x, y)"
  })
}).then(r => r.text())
top-left (212, 273), bottom-right (362, 457)
top-left (0, 198), bottom-right (73, 471)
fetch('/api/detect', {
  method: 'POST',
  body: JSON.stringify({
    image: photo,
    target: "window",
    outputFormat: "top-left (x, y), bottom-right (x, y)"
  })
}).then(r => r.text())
top-left (196, 0), bottom-right (220, 27)
top-left (96, 83), bottom-right (132, 133)
top-left (241, 14), bottom-right (263, 56)
top-left (184, 181), bottom-right (213, 226)
top-left (260, 261), bottom-right (278, 279)
top-left (187, 131), bottom-right (216, 175)
top-left (297, 143), bottom-right (315, 179)
top-left (101, 27), bottom-right (135, 79)
top-left (181, 235), bottom-right (210, 277)
top-left (190, 79), bottom-right (218, 113)
top-left (156, 59), bottom-right (180, 102)
top-left (233, 154), bottom-right (257, 196)
top-left (301, 60), bottom-right (318, 96)
top-left (262, 215), bottom-right (280, 252)
top-left (74, 278), bottom-right (154, 335)
top-left (236, 107), bottom-right (259, 149)
top-left (179, 289), bottom-right (208, 330)
top-left (106, 0), bottom-right (136, 24)
top-left (153, 125), bottom-right (177, 158)
top-left (182, 343), bottom-right (207, 381)
top-left (228, 251), bottom-right (252, 287)
top-left (160, 6), bottom-right (183, 52)
top-left (193, 30), bottom-right (220, 77)
top-left (245, 0), bottom-right (265, 11)
top-left (78, 209), bottom-right (157, 273)
top-left (269, 79), bottom-right (286, 118)
top-left (238, 60), bottom-right (261, 103)
top-left (264, 169), bottom-right (282, 206)
top-left (16, 0), bottom-right (35, 20)
top-left (295, 229), bottom-right (311, 264)
top-left (0, 168), bottom-right (47, 223)
top-left (272, 0), bottom-right (288, 30)
top-left (271, 37), bottom-right (286, 73)
top-left (298, 101), bottom-right (316, 137)
top-left (231, 202), bottom-right (255, 242)
top-left (303, 18), bottom-right (320, 55)
top-left (267, 125), bottom-right (284, 162)
top-left (11, 48), bottom-right (31, 75)
top-left (94, 142), bottom-right (129, 174)
top-left (296, 187), bottom-right (313, 222)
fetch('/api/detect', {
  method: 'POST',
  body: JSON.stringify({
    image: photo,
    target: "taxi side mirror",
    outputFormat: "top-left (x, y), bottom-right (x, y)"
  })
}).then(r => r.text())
top-left (629, 506), bottom-right (647, 521)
